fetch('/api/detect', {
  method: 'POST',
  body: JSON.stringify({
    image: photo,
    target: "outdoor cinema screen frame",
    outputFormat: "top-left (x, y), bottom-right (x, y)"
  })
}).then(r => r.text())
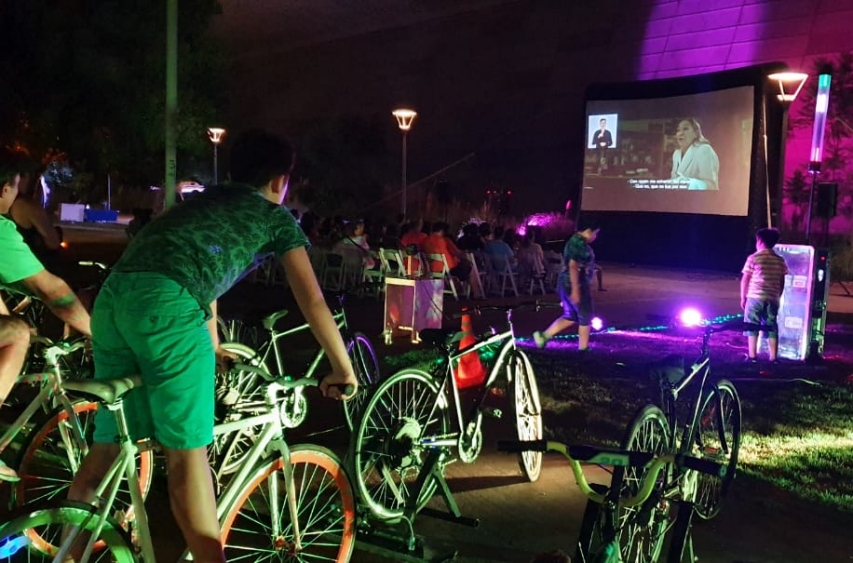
top-left (577, 64), bottom-right (783, 272)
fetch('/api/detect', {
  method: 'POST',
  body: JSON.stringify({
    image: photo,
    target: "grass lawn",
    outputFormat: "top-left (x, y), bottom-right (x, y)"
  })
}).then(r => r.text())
top-left (381, 322), bottom-right (853, 513)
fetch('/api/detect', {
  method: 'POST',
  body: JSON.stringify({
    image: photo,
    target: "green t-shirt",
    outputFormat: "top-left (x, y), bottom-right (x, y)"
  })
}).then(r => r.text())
top-left (558, 233), bottom-right (595, 289)
top-left (0, 214), bottom-right (44, 295)
top-left (114, 183), bottom-right (309, 310)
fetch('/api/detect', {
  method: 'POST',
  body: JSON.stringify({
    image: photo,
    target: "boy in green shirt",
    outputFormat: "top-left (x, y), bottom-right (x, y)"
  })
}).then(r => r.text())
top-left (67, 130), bottom-right (357, 563)
top-left (0, 158), bottom-right (91, 481)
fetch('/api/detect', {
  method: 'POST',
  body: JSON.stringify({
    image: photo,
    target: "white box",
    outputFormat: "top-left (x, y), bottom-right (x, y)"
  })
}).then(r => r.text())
top-left (60, 203), bottom-right (86, 222)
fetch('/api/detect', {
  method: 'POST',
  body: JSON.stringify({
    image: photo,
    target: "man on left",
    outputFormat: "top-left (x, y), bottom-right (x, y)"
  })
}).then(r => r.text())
top-left (0, 157), bottom-right (92, 481)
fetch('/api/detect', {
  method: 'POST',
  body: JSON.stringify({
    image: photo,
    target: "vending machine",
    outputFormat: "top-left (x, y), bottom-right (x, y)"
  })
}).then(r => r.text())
top-left (768, 245), bottom-right (830, 361)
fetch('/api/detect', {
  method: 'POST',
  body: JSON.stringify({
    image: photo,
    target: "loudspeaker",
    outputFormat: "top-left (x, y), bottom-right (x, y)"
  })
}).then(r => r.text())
top-left (816, 182), bottom-right (838, 218)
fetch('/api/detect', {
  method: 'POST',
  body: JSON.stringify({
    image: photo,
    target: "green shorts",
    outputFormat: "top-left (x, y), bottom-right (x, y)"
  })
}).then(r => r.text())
top-left (92, 272), bottom-right (214, 450)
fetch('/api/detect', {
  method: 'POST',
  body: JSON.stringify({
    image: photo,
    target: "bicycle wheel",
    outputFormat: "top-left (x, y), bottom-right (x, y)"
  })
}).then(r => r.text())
top-left (507, 350), bottom-right (542, 482)
top-left (619, 404), bottom-right (672, 563)
top-left (351, 368), bottom-right (449, 522)
top-left (220, 444), bottom-right (356, 563)
top-left (342, 332), bottom-right (381, 431)
top-left (210, 343), bottom-right (268, 481)
top-left (0, 501), bottom-right (134, 563)
top-left (693, 379), bottom-right (741, 520)
top-left (14, 400), bottom-right (154, 520)
top-left (573, 484), bottom-right (621, 563)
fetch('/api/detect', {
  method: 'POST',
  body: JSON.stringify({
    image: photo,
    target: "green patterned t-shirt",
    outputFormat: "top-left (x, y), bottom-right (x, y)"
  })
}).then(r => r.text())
top-left (558, 233), bottom-right (595, 290)
top-left (114, 183), bottom-right (308, 309)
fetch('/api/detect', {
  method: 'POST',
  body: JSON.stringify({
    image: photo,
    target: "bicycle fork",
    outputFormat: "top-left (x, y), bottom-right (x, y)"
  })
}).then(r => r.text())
top-left (270, 437), bottom-right (304, 553)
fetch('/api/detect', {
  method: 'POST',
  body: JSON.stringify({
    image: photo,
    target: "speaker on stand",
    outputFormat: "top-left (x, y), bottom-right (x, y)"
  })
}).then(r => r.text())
top-left (815, 182), bottom-right (837, 247)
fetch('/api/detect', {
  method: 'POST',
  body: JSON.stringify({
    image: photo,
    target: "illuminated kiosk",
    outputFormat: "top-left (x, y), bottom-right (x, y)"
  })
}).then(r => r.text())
top-left (767, 245), bottom-right (830, 361)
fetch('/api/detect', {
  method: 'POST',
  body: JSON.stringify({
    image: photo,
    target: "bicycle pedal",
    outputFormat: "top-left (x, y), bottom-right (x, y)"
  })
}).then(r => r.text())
top-left (481, 406), bottom-right (502, 419)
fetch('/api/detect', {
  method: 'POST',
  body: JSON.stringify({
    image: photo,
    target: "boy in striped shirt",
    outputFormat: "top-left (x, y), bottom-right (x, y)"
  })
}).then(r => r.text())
top-left (740, 227), bottom-right (788, 362)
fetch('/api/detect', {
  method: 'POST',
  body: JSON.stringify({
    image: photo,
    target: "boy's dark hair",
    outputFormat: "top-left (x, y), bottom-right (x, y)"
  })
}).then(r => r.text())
top-left (0, 148), bottom-right (25, 189)
top-left (229, 130), bottom-right (295, 188)
top-left (431, 221), bottom-right (448, 233)
top-left (756, 227), bottom-right (780, 248)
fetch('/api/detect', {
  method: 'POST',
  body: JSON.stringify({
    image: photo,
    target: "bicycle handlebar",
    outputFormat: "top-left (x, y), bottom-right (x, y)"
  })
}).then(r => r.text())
top-left (498, 440), bottom-right (726, 506)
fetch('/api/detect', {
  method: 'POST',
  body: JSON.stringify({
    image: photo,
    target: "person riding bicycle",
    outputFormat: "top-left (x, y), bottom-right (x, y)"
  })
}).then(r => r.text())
top-left (0, 157), bottom-right (92, 482)
top-left (67, 130), bottom-right (358, 563)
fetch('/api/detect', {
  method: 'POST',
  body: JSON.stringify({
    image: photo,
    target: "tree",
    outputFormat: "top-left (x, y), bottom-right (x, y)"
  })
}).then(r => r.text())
top-left (0, 1), bottom-right (226, 202)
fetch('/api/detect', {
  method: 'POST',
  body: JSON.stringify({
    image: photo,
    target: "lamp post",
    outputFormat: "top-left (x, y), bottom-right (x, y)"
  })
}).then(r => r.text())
top-left (767, 72), bottom-right (808, 229)
top-left (392, 109), bottom-right (417, 218)
top-left (207, 127), bottom-right (226, 186)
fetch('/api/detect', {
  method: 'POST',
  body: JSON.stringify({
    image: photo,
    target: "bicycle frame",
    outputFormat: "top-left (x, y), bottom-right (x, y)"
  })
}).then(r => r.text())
top-left (0, 341), bottom-right (89, 465)
top-left (60, 377), bottom-right (306, 563)
top-left (420, 309), bottom-right (521, 451)
top-left (245, 306), bottom-right (350, 380)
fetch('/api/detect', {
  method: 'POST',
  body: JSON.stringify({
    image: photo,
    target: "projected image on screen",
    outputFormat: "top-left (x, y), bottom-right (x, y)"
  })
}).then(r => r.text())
top-left (581, 86), bottom-right (754, 216)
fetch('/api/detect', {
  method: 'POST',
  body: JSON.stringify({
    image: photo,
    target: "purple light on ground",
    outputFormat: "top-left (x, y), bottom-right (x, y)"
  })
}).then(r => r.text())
top-left (679, 308), bottom-right (703, 327)
top-left (591, 316), bottom-right (604, 331)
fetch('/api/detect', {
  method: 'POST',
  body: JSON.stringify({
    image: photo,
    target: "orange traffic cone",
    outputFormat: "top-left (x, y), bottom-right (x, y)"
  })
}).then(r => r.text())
top-left (453, 311), bottom-right (487, 389)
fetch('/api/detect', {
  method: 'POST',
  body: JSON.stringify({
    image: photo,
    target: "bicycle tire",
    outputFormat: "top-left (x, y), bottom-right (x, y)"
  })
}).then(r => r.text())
top-left (507, 350), bottom-right (542, 481)
top-left (665, 500), bottom-right (696, 563)
top-left (351, 368), bottom-right (449, 521)
top-left (0, 501), bottom-right (134, 563)
top-left (342, 332), bottom-right (381, 431)
top-left (619, 404), bottom-right (672, 563)
top-left (693, 379), bottom-right (741, 519)
top-left (14, 400), bottom-right (154, 535)
top-left (573, 483), bottom-right (613, 562)
top-left (219, 444), bottom-right (356, 563)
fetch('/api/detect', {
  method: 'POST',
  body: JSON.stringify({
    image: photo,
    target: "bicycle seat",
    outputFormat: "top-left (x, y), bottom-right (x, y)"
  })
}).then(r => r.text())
top-left (419, 328), bottom-right (460, 350)
top-left (261, 309), bottom-right (289, 331)
top-left (63, 376), bottom-right (143, 405)
top-left (648, 354), bottom-right (687, 385)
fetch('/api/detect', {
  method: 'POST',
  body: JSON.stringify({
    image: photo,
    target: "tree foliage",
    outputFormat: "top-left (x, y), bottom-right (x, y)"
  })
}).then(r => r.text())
top-left (0, 0), bottom-right (226, 202)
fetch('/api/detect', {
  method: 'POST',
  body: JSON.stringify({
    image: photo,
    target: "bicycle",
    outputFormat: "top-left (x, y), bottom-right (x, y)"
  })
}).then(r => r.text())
top-left (618, 318), bottom-right (745, 562)
top-left (349, 303), bottom-right (542, 530)
top-left (497, 439), bottom-right (726, 563)
top-left (214, 287), bottom-right (380, 434)
top-left (0, 368), bottom-right (357, 562)
top-left (0, 336), bottom-right (153, 538)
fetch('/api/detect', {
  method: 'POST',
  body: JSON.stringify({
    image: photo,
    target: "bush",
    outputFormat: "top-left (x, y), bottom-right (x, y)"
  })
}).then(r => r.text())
top-left (831, 242), bottom-right (853, 282)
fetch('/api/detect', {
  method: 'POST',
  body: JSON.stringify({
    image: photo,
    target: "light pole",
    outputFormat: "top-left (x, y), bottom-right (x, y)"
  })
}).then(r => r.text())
top-left (207, 127), bottom-right (226, 186)
top-left (767, 72), bottom-right (808, 228)
top-left (392, 109), bottom-right (417, 218)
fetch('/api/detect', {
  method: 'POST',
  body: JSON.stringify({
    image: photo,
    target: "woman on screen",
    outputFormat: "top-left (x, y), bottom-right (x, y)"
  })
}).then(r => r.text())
top-left (671, 118), bottom-right (719, 190)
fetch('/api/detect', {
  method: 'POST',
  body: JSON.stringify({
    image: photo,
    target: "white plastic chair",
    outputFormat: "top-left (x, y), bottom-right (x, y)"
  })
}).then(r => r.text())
top-left (427, 253), bottom-right (461, 301)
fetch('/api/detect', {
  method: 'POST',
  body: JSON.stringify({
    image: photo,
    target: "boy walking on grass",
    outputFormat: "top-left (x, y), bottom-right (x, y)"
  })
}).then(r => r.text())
top-left (533, 225), bottom-right (598, 351)
top-left (741, 227), bottom-right (788, 362)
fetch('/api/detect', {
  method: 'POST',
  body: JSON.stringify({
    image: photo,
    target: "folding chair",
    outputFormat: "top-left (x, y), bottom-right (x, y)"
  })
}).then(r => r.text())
top-left (487, 255), bottom-right (519, 297)
top-left (321, 252), bottom-right (347, 291)
top-left (427, 253), bottom-right (461, 301)
top-left (379, 247), bottom-right (407, 278)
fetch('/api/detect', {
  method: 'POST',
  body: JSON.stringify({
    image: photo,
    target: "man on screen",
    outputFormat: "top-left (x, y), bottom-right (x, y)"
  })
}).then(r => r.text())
top-left (591, 118), bottom-right (613, 174)
top-left (671, 118), bottom-right (719, 190)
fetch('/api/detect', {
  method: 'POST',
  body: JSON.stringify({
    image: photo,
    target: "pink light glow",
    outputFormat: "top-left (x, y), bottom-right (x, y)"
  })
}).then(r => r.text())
top-left (591, 317), bottom-right (604, 331)
top-left (679, 308), bottom-right (703, 327)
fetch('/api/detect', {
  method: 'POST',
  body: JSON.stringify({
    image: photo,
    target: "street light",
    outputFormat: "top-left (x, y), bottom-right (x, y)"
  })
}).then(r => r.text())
top-left (392, 109), bottom-right (417, 218)
top-left (767, 72), bottom-right (808, 227)
top-left (207, 127), bottom-right (226, 186)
